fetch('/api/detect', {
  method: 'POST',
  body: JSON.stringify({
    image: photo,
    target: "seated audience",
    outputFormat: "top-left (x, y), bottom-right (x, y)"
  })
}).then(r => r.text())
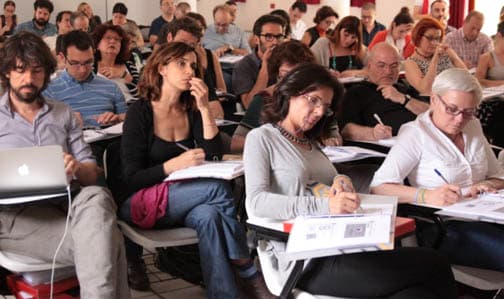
top-left (0, 1), bottom-right (16, 36)
top-left (43, 30), bottom-right (127, 127)
top-left (148, 0), bottom-right (175, 45)
top-left (371, 68), bottom-right (504, 272)
top-left (92, 24), bottom-right (140, 105)
top-left (404, 17), bottom-right (465, 95)
top-left (15, 0), bottom-right (56, 37)
top-left (369, 7), bottom-right (414, 59)
top-left (231, 40), bottom-right (317, 152)
top-left (119, 42), bottom-right (272, 298)
top-left (445, 11), bottom-right (493, 69)
top-left (429, 0), bottom-right (455, 35)
top-left (156, 16), bottom-right (225, 118)
top-left (340, 42), bottom-right (428, 141)
top-left (288, 1), bottom-right (307, 40)
top-left (77, 2), bottom-right (102, 33)
top-left (225, 0), bottom-right (238, 24)
top-left (109, 2), bottom-right (144, 49)
top-left (232, 14), bottom-right (285, 108)
top-left (71, 11), bottom-right (90, 32)
top-left (174, 2), bottom-right (191, 20)
top-left (202, 4), bottom-right (250, 57)
top-left (301, 5), bottom-right (338, 47)
top-left (361, 2), bottom-right (385, 47)
top-left (475, 20), bottom-right (504, 148)
top-left (44, 10), bottom-right (73, 52)
top-left (0, 31), bottom-right (130, 299)
top-left (244, 63), bottom-right (457, 299)
top-left (311, 16), bottom-right (367, 78)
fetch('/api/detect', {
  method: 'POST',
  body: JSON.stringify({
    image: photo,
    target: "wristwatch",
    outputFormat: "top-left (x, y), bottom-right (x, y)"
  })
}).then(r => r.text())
top-left (402, 94), bottom-right (412, 107)
top-left (226, 44), bottom-right (234, 53)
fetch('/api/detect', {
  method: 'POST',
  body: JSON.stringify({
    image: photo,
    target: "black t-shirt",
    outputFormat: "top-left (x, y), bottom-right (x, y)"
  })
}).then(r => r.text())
top-left (339, 81), bottom-right (424, 135)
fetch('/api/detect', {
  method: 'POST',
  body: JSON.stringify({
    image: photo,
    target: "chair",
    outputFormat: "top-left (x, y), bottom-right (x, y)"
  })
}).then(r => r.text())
top-left (102, 140), bottom-right (199, 273)
top-left (398, 204), bottom-right (504, 298)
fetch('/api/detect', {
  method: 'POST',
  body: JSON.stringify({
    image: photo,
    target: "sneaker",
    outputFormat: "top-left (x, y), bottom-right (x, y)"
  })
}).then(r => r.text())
top-left (239, 272), bottom-right (278, 299)
top-left (127, 259), bottom-right (150, 291)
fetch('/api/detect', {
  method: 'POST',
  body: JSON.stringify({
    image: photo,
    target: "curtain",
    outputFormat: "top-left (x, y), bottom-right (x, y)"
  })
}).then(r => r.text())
top-left (350, 0), bottom-right (375, 7)
top-left (303, 0), bottom-right (321, 4)
top-left (448, 0), bottom-right (466, 29)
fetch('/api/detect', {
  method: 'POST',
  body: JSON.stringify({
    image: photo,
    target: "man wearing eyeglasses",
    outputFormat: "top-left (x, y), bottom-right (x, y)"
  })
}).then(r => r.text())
top-left (340, 42), bottom-right (429, 141)
top-left (232, 14), bottom-right (285, 108)
top-left (43, 30), bottom-right (126, 128)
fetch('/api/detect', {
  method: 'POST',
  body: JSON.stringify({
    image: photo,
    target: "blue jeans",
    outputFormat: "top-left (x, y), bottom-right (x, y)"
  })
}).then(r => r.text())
top-left (120, 178), bottom-right (249, 299)
top-left (438, 221), bottom-right (504, 271)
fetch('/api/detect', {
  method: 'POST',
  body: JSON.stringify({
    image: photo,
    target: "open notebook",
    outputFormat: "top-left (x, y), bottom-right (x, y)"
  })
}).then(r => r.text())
top-left (164, 161), bottom-right (244, 181)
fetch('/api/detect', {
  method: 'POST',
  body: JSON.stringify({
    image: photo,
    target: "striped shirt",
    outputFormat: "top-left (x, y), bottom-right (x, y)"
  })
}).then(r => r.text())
top-left (43, 70), bottom-right (127, 127)
top-left (445, 28), bottom-right (493, 68)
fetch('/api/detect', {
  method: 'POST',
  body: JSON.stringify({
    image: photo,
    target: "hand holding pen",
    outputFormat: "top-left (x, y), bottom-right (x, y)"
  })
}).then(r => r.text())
top-left (163, 143), bottom-right (205, 174)
top-left (372, 113), bottom-right (393, 140)
top-left (329, 176), bottom-right (362, 214)
top-left (427, 168), bottom-right (461, 206)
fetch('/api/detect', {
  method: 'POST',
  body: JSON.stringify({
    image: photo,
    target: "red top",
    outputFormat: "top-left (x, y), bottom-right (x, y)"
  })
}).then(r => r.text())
top-left (369, 30), bottom-right (414, 59)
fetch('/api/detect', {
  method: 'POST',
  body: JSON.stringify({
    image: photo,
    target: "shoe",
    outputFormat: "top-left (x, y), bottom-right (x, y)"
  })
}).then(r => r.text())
top-left (127, 259), bottom-right (150, 291)
top-left (239, 272), bottom-right (278, 299)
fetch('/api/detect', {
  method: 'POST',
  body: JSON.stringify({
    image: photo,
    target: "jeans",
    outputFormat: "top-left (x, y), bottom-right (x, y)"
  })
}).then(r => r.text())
top-left (438, 220), bottom-right (504, 271)
top-left (120, 178), bottom-right (249, 299)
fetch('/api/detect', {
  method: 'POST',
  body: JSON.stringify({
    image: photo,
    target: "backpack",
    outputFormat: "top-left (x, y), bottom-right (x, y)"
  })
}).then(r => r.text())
top-left (155, 245), bottom-right (205, 287)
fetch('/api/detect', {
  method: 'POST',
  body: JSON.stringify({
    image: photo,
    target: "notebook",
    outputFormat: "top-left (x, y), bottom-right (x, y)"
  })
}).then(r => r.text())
top-left (0, 145), bottom-right (69, 205)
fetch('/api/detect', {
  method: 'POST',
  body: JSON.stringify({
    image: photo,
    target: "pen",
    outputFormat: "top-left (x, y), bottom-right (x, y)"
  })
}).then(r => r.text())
top-left (175, 142), bottom-right (190, 151)
top-left (434, 168), bottom-right (449, 184)
top-left (373, 113), bottom-right (384, 126)
top-left (340, 180), bottom-right (364, 214)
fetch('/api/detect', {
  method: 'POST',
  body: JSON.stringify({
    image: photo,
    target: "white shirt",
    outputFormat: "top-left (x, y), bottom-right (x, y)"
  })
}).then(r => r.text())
top-left (291, 19), bottom-right (307, 41)
top-left (370, 111), bottom-right (504, 189)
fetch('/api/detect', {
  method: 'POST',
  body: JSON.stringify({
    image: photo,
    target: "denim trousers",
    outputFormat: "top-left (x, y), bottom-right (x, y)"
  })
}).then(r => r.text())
top-left (438, 220), bottom-right (504, 271)
top-left (120, 178), bottom-right (250, 299)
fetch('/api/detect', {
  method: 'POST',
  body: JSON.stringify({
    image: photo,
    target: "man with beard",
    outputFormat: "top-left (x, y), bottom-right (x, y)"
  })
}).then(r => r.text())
top-left (339, 42), bottom-right (429, 141)
top-left (429, 0), bottom-right (455, 35)
top-left (14, 0), bottom-right (56, 37)
top-left (0, 31), bottom-right (130, 299)
top-left (445, 11), bottom-right (493, 69)
top-left (231, 14), bottom-right (285, 108)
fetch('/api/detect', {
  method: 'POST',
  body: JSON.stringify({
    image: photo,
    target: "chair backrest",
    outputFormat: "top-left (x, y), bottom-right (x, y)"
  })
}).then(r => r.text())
top-left (452, 264), bottom-right (504, 291)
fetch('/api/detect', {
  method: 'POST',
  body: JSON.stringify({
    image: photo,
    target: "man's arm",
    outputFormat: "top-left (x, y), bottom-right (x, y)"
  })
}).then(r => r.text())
top-left (341, 122), bottom-right (392, 141)
top-left (240, 62), bottom-right (269, 108)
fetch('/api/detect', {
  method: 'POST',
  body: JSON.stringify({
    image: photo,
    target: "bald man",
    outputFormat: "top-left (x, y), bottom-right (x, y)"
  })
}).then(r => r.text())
top-left (340, 42), bottom-right (429, 141)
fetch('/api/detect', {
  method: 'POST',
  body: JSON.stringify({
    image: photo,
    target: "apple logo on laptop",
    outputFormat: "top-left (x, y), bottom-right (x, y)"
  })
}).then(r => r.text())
top-left (17, 164), bottom-right (30, 176)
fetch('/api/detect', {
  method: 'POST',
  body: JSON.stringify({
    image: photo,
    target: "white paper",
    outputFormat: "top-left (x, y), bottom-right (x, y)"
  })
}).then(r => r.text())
top-left (218, 54), bottom-right (244, 64)
top-left (215, 119), bottom-right (240, 126)
top-left (436, 190), bottom-right (504, 223)
top-left (285, 213), bottom-right (392, 260)
top-left (338, 76), bottom-right (365, 84)
top-left (164, 161), bottom-right (244, 181)
top-left (83, 122), bottom-right (123, 143)
top-left (322, 146), bottom-right (386, 163)
top-left (482, 85), bottom-right (504, 100)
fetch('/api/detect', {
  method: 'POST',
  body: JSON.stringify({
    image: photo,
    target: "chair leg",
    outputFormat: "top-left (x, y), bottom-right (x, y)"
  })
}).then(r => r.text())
top-left (493, 288), bottom-right (504, 299)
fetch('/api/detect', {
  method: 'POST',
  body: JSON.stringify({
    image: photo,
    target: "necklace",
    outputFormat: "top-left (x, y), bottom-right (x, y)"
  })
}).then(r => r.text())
top-left (273, 123), bottom-right (310, 146)
top-left (415, 48), bottom-right (433, 60)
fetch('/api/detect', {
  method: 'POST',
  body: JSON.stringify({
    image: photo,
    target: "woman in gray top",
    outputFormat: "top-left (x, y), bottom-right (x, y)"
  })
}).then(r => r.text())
top-left (244, 63), bottom-right (457, 298)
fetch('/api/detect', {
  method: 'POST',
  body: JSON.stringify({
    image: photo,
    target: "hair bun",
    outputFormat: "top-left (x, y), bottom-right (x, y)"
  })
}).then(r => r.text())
top-left (400, 7), bottom-right (410, 14)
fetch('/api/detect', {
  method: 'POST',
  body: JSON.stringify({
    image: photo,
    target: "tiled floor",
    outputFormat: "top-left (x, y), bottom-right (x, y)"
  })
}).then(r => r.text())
top-left (131, 251), bottom-right (206, 299)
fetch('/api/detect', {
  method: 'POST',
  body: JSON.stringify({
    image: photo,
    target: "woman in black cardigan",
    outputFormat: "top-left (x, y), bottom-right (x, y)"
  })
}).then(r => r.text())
top-left (120, 42), bottom-right (270, 298)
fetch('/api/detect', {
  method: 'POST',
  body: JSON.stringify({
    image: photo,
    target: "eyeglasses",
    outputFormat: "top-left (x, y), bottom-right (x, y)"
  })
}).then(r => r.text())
top-left (301, 94), bottom-right (334, 117)
top-left (259, 33), bottom-right (285, 42)
top-left (103, 36), bottom-right (122, 42)
top-left (65, 57), bottom-right (94, 68)
top-left (437, 94), bottom-right (477, 119)
top-left (423, 35), bottom-right (442, 43)
top-left (374, 61), bottom-right (400, 72)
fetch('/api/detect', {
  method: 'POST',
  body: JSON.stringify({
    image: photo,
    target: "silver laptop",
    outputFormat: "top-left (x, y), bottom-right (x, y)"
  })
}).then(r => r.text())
top-left (0, 145), bottom-right (68, 204)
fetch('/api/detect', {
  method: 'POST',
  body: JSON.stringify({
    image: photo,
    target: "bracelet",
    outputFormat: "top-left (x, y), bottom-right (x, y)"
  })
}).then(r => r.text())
top-left (402, 94), bottom-right (412, 107)
top-left (413, 188), bottom-right (421, 204)
top-left (420, 188), bottom-right (426, 204)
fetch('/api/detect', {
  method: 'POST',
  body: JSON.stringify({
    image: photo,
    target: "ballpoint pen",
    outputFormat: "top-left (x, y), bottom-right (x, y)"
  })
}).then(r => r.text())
top-left (434, 168), bottom-right (449, 184)
top-left (373, 113), bottom-right (384, 126)
top-left (175, 142), bottom-right (190, 151)
top-left (340, 179), bottom-right (365, 214)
